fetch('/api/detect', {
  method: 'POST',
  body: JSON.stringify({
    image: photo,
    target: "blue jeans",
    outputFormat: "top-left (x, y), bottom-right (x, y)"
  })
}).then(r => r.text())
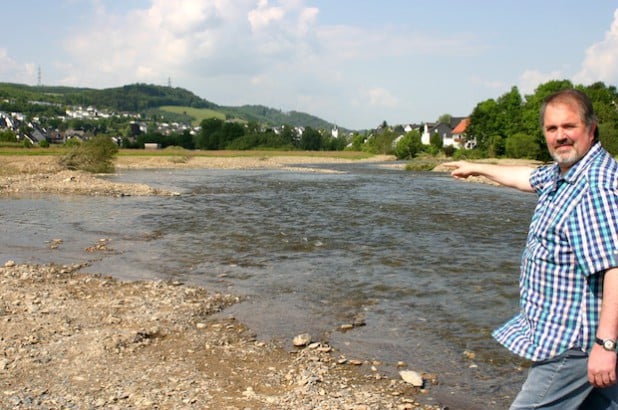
top-left (510, 349), bottom-right (618, 409)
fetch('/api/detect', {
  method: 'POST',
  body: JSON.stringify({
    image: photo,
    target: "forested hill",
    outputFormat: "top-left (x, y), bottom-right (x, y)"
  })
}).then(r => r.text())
top-left (0, 82), bottom-right (341, 130)
top-left (228, 105), bottom-right (338, 131)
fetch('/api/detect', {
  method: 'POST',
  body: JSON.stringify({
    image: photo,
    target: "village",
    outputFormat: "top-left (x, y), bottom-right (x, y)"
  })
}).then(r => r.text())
top-left (0, 101), bottom-right (476, 153)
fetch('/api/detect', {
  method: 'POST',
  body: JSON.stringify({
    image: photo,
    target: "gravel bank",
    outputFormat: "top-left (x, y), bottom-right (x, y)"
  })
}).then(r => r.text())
top-left (0, 260), bottom-right (442, 409)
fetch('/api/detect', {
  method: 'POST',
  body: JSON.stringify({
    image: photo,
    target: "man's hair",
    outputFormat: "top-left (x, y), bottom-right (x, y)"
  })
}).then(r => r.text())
top-left (540, 88), bottom-right (599, 139)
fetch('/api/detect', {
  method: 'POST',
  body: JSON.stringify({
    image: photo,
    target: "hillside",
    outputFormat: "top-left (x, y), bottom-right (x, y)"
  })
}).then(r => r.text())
top-left (0, 82), bottom-right (343, 131)
top-left (223, 105), bottom-right (339, 131)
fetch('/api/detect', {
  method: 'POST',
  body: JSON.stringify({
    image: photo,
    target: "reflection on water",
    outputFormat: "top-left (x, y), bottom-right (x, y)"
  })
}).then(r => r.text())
top-left (0, 163), bottom-right (536, 409)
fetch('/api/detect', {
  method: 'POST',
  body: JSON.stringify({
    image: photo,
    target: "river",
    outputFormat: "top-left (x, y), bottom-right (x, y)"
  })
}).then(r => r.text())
top-left (0, 161), bottom-right (537, 409)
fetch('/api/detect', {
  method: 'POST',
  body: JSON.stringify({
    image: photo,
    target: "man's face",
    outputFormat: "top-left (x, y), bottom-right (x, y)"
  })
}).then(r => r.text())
top-left (543, 100), bottom-right (596, 173)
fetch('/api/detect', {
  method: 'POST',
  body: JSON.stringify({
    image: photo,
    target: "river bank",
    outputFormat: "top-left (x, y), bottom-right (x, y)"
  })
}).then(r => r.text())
top-left (1, 260), bottom-right (442, 409)
top-left (0, 153), bottom-right (397, 196)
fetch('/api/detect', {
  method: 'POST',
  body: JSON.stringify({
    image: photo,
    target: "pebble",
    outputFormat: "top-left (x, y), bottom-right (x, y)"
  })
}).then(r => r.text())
top-left (293, 333), bottom-right (312, 347)
top-left (400, 370), bottom-right (424, 387)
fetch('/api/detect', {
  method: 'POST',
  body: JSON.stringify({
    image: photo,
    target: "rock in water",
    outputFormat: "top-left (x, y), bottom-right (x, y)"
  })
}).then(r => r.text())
top-left (399, 370), bottom-right (424, 387)
top-left (293, 333), bottom-right (311, 347)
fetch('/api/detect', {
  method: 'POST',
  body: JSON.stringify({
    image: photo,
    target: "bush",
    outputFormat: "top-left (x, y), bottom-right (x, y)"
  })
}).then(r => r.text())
top-left (442, 145), bottom-right (456, 157)
top-left (452, 149), bottom-right (485, 160)
top-left (404, 156), bottom-right (441, 171)
top-left (598, 122), bottom-right (618, 156)
top-left (505, 132), bottom-right (541, 159)
top-left (394, 130), bottom-right (422, 160)
top-left (60, 135), bottom-right (118, 173)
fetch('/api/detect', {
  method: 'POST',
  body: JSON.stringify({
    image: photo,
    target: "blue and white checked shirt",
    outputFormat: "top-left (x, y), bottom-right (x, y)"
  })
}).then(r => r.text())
top-left (493, 142), bottom-right (618, 362)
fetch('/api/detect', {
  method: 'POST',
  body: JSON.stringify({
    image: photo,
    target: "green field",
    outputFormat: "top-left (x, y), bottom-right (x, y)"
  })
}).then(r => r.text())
top-left (0, 146), bottom-right (376, 161)
top-left (159, 106), bottom-right (226, 125)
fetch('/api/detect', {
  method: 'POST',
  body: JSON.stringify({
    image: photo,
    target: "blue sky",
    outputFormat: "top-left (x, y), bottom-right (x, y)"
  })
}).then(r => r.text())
top-left (1, 1), bottom-right (617, 130)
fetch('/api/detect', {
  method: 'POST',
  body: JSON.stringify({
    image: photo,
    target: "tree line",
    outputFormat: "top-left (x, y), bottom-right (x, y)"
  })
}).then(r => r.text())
top-left (125, 118), bottom-right (347, 151)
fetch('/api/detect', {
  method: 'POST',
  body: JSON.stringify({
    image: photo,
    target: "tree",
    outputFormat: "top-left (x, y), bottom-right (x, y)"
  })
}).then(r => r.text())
top-left (496, 86), bottom-right (524, 138)
top-left (467, 87), bottom-right (523, 154)
top-left (486, 134), bottom-right (505, 158)
top-left (438, 113), bottom-right (452, 124)
top-left (598, 122), bottom-right (618, 156)
top-left (505, 132), bottom-right (540, 159)
top-left (347, 132), bottom-right (366, 151)
top-left (365, 128), bottom-right (397, 155)
top-left (394, 130), bottom-right (423, 159)
top-left (300, 127), bottom-right (322, 150)
top-left (196, 118), bottom-right (224, 149)
top-left (429, 132), bottom-right (443, 150)
top-left (279, 125), bottom-right (297, 147)
top-left (0, 129), bottom-right (17, 142)
top-left (467, 99), bottom-right (500, 151)
top-left (583, 82), bottom-right (618, 156)
top-left (175, 130), bottom-right (195, 150)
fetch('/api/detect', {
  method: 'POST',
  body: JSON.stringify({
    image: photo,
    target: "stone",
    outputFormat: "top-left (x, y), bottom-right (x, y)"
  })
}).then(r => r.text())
top-left (399, 370), bottom-right (424, 387)
top-left (293, 333), bottom-right (311, 347)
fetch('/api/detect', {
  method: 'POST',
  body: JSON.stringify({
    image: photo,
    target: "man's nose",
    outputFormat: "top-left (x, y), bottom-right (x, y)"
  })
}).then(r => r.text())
top-left (557, 128), bottom-right (569, 140)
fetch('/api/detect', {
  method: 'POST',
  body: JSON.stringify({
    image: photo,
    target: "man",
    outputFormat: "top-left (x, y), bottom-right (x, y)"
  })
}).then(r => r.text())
top-left (445, 89), bottom-right (618, 409)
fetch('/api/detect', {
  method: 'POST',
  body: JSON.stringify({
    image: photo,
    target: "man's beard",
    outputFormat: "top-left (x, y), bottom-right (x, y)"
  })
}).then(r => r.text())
top-left (551, 146), bottom-right (580, 169)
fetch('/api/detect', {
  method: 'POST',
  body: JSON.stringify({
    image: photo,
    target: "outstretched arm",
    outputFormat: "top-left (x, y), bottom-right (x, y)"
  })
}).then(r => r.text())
top-left (443, 161), bottom-right (536, 193)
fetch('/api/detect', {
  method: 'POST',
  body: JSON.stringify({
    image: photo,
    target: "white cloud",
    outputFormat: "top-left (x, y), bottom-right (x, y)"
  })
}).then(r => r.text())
top-left (366, 87), bottom-right (398, 107)
top-left (316, 25), bottom-right (481, 62)
top-left (574, 8), bottom-right (618, 85)
top-left (518, 69), bottom-right (563, 94)
top-left (60, 0), bottom-right (250, 87)
top-left (469, 75), bottom-right (507, 91)
top-left (57, 0), bottom-right (327, 88)
top-left (0, 48), bottom-right (36, 84)
top-left (248, 0), bottom-right (285, 31)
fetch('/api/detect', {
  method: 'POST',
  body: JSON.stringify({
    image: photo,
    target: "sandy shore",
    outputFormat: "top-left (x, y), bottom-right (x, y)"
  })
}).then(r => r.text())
top-left (0, 153), bottom-right (453, 409)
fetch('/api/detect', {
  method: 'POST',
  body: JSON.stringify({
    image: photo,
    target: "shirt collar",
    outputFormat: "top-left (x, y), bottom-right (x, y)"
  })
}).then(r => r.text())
top-left (547, 142), bottom-right (603, 191)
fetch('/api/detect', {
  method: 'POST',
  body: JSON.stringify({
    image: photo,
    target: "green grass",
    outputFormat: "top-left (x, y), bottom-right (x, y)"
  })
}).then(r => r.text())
top-left (159, 106), bottom-right (226, 125)
top-left (0, 146), bottom-right (378, 161)
top-left (0, 147), bottom-right (68, 156)
top-left (117, 148), bottom-right (376, 160)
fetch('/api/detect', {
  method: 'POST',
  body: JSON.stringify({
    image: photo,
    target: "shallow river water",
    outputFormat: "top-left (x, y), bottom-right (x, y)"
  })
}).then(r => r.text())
top-left (0, 162), bottom-right (538, 409)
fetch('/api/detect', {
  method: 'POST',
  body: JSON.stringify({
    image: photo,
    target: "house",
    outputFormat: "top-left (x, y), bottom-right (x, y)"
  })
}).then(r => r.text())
top-left (28, 126), bottom-right (47, 145)
top-left (449, 118), bottom-right (476, 149)
top-left (403, 123), bottom-right (421, 133)
top-left (331, 125), bottom-right (339, 139)
top-left (421, 122), bottom-right (452, 146)
top-left (448, 118), bottom-right (468, 148)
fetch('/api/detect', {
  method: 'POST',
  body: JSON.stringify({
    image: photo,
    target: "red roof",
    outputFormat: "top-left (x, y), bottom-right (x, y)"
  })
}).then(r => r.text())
top-left (451, 118), bottom-right (470, 134)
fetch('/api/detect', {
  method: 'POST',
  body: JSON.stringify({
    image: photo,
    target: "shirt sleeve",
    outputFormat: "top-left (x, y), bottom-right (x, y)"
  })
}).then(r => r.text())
top-left (530, 164), bottom-right (555, 194)
top-left (573, 179), bottom-right (618, 276)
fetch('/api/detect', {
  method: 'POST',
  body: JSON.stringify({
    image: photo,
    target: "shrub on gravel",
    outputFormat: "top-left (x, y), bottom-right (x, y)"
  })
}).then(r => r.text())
top-left (60, 135), bottom-right (118, 173)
